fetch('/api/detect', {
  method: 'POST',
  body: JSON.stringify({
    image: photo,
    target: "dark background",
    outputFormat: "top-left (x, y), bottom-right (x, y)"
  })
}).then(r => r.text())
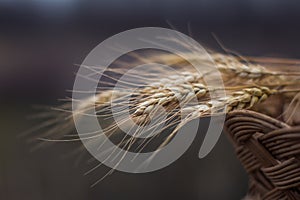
top-left (1, 1), bottom-right (300, 200)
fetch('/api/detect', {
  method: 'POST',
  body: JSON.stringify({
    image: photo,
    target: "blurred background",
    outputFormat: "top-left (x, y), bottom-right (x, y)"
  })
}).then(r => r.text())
top-left (1, 0), bottom-right (300, 200)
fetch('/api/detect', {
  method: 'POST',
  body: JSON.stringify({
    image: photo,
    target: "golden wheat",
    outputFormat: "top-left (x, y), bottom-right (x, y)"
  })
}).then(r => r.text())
top-left (26, 41), bottom-right (300, 187)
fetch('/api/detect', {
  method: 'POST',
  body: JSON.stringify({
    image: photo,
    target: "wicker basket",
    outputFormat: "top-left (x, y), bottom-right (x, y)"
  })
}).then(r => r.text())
top-left (224, 110), bottom-right (300, 200)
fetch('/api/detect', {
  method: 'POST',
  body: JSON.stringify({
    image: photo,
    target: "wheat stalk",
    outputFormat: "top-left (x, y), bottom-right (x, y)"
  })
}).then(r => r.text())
top-left (26, 41), bottom-right (300, 186)
top-left (68, 57), bottom-right (300, 140)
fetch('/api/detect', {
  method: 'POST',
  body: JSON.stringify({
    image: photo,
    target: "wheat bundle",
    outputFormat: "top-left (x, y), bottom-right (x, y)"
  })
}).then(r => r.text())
top-left (26, 38), bottom-right (300, 198)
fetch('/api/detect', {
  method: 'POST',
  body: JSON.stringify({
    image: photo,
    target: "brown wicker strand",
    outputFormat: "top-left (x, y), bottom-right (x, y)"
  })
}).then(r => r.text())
top-left (225, 110), bottom-right (300, 200)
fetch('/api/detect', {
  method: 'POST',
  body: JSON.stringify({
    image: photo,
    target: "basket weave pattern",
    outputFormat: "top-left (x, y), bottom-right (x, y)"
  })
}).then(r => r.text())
top-left (225, 110), bottom-right (300, 200)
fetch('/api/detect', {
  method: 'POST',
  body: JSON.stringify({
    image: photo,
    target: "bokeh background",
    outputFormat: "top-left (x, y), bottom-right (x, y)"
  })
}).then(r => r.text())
top-left (1, 1), bottom-right (300, 200)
